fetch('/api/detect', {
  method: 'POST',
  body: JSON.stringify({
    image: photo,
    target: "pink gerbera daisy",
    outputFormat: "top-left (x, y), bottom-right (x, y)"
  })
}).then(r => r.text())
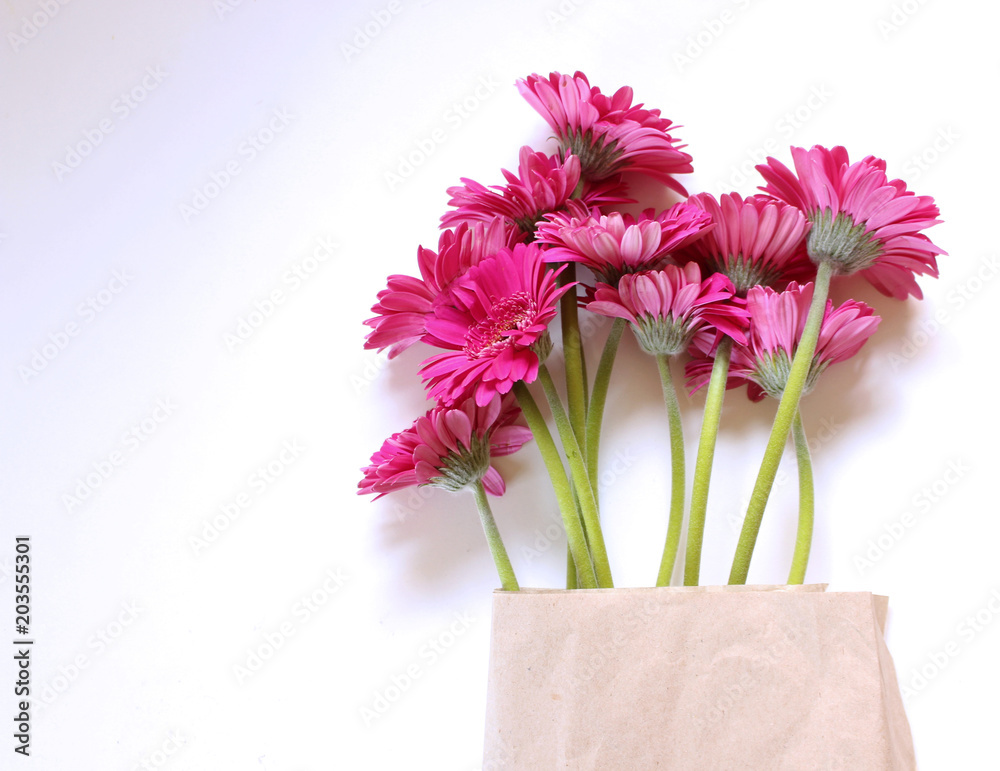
top-left (517, 71), bottom-right (694, 193)
top-left (419, 242), bottom-right (570, 406)
top-left (686, 282), bottom-right (880, 399)
top-left (756, 145), bottom-right (945, 299)
top-left (587, 264), bottom-right (748, 356)
top-left (676, 192), bottom-right (812, 296)
top-left (439, 147), bottom-right (627, 241)
top-left (535, 201), bottom-right (713, 286)
top-left (359, 394), bottom-right (532, 498)
top-left (363, 218), bottom-right (515, 357)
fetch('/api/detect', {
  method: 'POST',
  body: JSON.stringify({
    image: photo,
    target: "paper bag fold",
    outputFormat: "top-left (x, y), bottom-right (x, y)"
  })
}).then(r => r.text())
top-left (483, 585), bottom-right (915, 770)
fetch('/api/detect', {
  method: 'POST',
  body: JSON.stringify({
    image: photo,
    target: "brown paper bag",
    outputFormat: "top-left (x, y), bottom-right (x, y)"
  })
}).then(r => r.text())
top-left (483, 585), bottom-right (915, 770)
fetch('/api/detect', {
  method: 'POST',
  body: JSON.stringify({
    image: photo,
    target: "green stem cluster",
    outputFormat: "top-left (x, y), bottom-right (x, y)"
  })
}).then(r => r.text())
top-left (729, 260), bottom-right (833, 584)
top-left (485, 256), bottom-right (832, 592)
top-left (514, 381), bottom-right (599, 588)
top-left (539, 365), bottom-right (613, 588)
top-left (560, 267), bottom-right (588, 589)
top-left (787, 410), bottom-right (814, 585)
top-left (560, 265), bottom-right (588, 448)
top-left (512, 310), bottom-right (628, 590)
top-left (586, 318), bottom-right (626, 496)
top-left (655, 354), bottom-right (686, 587)
top-left (472, 480), bottom-right (519, 591)
top-left (684, 337), bottom-right (732, 586)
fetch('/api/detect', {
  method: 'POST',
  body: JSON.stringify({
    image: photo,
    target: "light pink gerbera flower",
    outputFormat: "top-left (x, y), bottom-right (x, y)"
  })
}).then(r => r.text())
top-left (439, 147), bottom-right (627, 241)
top-left (363, 218), bottom-right (515, 357)
top-left (517, 71), bottom-right (694, 193)
top-left (419, 242), bottom-right (570, 406)
top-left (535, 201), bottom-right (713, 286)
top-left (586, 264), bottom-right (748, 356)
top-left (686, 282), bottom-right (880, 399)
top-left (756, 145), bottom-right (945, 299)
top-left (359, 394), bottom-right (532, 498)
top-left (676, 192), bottom-right (812, 296)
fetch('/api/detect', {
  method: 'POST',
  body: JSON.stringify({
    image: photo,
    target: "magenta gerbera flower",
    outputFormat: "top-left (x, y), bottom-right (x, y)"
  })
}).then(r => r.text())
top-left (676, 192), bottom-right (812, 296)
top-left (586, 263), bottom-right (748, 356)
top-left (756, 145), bottom-right (945, 299)
top-left (535, 201), bottom-right (713, 286)
top-left (359, 394), bottom-right (532, 498)
top-left (363, 218), bottom-right (515, 357)
top-left (439, 147), bottom-right (627, 241)
top-left (419, 242), bottom-right (570, 406)
top-left (517, 71), bottom-right (694, 193)
top-left (686, 282), bottom-right (880, 400)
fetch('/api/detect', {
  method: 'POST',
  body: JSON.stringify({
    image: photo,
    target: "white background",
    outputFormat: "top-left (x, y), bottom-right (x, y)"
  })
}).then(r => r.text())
top-left (2, 0), bottom-right (997, 768)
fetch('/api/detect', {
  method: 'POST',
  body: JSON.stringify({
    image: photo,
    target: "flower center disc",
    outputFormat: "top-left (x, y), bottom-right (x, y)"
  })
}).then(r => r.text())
top-left (465, 292), bottom-right (537, 358)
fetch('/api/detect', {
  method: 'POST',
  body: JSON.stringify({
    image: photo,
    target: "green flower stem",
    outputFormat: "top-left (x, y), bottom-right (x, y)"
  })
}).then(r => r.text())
top-left (787, 410), bottom-right (814, 585)
top-left (566, 547), bottom-right (578, 590)
top-left (684, 336), bottom-right (733, 586)
top-left (538, 364), bottom-right (614, 588)
top-left (471, 479), bottom-right (519, 591)
top-left (585, 317), bottom-right (627, 497)
top-left (655, 354), bottom-right (686, 587)
top-left (560, 264), bottom-right (588, 447)
top-left (559, 264), bottom-right (588, 589)
top-left (513, 381), bottom-right (599, 589)
top-left (729, 259), bottom-right (833, 584)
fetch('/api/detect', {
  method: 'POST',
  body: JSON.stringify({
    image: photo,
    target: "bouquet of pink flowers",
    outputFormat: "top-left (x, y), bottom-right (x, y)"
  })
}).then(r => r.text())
top-left (358, 70), bottom-right (944, 593)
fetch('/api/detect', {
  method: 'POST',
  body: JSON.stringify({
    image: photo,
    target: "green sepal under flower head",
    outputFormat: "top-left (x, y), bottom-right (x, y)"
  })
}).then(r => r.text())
top-left (426, 433), bottom-right (493, 493)
top-left (561, 127), bottom-right (623, 181)
top-left (701, 253), bottom-right (791, 297)
top-left (806, 210), bottom-right (883, 274)
top-left (632, 314), bottom-right (694, 357)
top-left (752, 349), bottom-right (828, 401)
top-left (531, 330), bottom-right (554, 364)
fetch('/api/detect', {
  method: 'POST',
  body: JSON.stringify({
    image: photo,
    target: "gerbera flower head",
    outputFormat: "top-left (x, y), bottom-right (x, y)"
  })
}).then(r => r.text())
top-left (676, 192), bottom-right (812, 296)
top-left (363, 218), bottom-right (515, 357)
top-left (686, 282), bottom-right (880, 400)
top-left (440, 146), bottom-right (628, 241)
top-left (517, 71), bottom-right (694, 193)
top-left (419, 242), bottom-right (570, 406)
top-left (756, 145), bottom-right (945, 299)
top-left (586, 263), bottom-right (749, 356)
top-left (358, 394), bottom-right (532, 498)
top-left (535, 201), bottom-right (713, 286)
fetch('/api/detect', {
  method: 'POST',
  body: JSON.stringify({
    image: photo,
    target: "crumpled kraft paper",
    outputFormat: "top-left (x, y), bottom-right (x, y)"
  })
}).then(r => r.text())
top-left (482, 585), bottom-right (914, 770)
